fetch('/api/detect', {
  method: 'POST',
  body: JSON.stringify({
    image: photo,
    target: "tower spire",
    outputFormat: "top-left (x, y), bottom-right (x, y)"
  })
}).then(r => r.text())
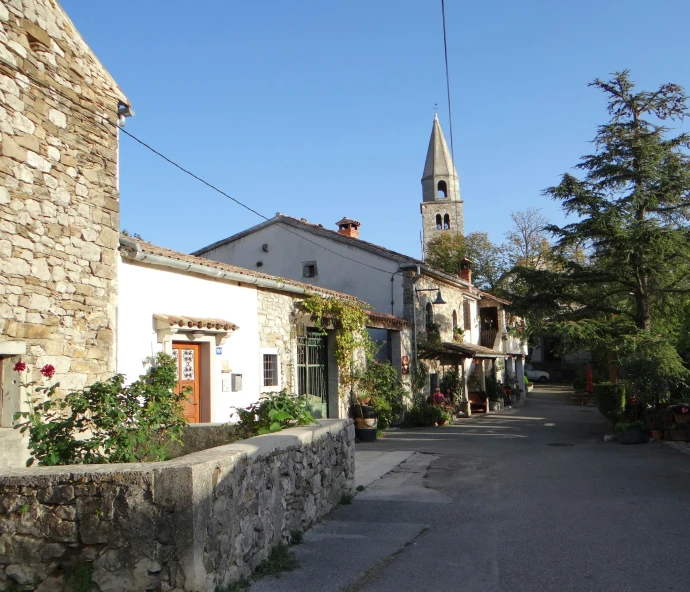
top-left (420, 116), bottom-right (464, 258)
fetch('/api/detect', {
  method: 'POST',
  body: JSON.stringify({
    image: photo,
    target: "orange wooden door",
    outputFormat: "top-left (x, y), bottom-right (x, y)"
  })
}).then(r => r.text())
top-left (173, 343), bottom-right (200, 423)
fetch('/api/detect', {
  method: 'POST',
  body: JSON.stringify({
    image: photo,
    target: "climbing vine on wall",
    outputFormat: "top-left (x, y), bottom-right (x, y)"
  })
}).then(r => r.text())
top-left (302, 294), bottom-right (371, 397)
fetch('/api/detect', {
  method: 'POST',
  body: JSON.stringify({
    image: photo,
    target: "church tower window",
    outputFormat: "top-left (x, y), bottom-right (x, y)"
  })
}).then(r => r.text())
top-left (436, 214), bottom-right (442, 230)
top-left (437, 180), bottom-right (447, 198)
top-left (443, 214), bottom-right (450, 230)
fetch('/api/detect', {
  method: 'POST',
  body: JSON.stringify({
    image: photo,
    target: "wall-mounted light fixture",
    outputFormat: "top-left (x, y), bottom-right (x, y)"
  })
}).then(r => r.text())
top-left (117, 102), bottom-right (135, 128)
top-left (415, 287), bottom-right (446, 305)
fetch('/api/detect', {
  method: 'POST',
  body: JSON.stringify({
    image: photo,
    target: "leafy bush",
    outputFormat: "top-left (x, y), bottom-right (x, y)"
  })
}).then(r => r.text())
top-left (594, 382), bottom-right (626, 425)
top-left (485, 372), bottom-right (501, 402)
top-left (407, 403), bottom-right (452, 427)
top-left (13, 353), bottom-right (188, 466)
top-left (234, 390), bottom-right (317, 437)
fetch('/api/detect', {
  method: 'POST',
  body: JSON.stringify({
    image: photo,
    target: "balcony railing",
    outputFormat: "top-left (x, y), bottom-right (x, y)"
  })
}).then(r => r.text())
top-left (480, 329), bottom-right (498, 349)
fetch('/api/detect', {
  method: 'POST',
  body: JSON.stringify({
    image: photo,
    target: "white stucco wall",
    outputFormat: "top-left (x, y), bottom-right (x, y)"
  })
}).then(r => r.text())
top-left (117, 260), bottom-right (262, 422)
top-left (199, 223), bottom-right (406, 317)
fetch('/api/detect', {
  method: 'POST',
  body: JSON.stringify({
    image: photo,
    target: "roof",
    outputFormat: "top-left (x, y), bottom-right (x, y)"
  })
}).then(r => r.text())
top-left (419, 341), bottom-right (518, 361)
top-left (422, 115), bottom-right (459, 183)
top-left (479, 291), bottom-right (512, 306)
top-left (336, 217), bottom-right (360, 227)
top-left (191, 214), bottom-right (479, 294)
top-left (119, 236), bottom-right (361, 302)
top-left (365, 310), bottom-right (413, 329)
top-left (153, 314), bottom-right (238, 332)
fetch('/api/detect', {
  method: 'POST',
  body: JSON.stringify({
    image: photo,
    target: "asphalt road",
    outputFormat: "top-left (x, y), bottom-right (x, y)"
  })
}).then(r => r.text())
top-left (259, 386), bottom-right (690, 592)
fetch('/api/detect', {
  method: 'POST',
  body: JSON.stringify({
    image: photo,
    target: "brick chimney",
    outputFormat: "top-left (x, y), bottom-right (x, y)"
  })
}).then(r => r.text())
top-left (336, 217), bottom-right (360, 239)
top-left (459, 257), bottom-right (472, 284)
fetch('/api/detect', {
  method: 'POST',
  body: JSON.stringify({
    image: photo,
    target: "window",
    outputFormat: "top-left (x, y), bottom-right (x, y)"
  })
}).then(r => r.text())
top-left (435, 214), bottom-right (442, 230)
top-left (302, 261), bottom-right (318, 278)
top-left (425, 302), bottom-right (434, 328)
top-left (443, 214), bottom-right (450, 230)
top-left (463, 300), bottom-right (472, 331)
top-left (452, 310), bottom-right (458, 331)
top-left (437, 180), bottom-right (447, 198)
top-left (263, 354), bottom-right (279, 387)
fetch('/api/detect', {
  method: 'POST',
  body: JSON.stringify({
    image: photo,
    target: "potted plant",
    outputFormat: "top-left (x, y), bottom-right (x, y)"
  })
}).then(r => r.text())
top-left (615, 421), bottom-right (647, 445)
top-left (453, 327), bottom-right (464, 342)
top-left (671, 403), bottom-right (690, 424)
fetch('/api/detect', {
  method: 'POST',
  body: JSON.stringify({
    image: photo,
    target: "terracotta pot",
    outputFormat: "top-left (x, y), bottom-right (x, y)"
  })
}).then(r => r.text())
top-left (665, 429), bottom-right (687, 442)
top-left (651, 429), bottom-right (664, 440)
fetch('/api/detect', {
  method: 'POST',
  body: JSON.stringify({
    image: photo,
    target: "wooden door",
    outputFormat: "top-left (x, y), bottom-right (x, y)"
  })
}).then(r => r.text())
top-left (173, 343), bottom-right (201, 423)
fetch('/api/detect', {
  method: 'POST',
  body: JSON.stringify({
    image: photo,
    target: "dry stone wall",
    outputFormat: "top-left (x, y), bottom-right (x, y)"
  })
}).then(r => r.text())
top-left (0, 0), bottom-right (126, 393)
top-left (0, 419), bottom-right (355, 592)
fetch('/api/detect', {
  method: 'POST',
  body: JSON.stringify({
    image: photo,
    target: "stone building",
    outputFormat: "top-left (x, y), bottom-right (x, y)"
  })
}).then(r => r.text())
top-left (420, 114), bottom-right (464, 258)
top-left (117, 236), bottom-right (409, 427)
top-left (0, 1), bottom-right (131, 464)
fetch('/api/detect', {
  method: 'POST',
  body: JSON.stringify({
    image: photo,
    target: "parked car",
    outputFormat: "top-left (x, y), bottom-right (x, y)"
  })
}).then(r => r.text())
top-left (525, 364), bottom-right (550, 383)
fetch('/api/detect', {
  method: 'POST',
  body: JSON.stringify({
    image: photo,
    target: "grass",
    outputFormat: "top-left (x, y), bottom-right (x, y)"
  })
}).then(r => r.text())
top-left (215, 542), bottom-right (300, 592)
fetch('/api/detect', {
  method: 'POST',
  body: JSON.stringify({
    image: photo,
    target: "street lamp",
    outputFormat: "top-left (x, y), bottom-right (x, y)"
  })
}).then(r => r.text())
top-left (415, 288), bottom-right (446, 305)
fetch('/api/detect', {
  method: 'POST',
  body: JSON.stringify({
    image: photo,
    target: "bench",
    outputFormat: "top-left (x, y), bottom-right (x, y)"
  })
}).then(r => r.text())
top-left (468, 391), bottom-right (489, 413)
top-left (569, 392), bottom-right (594, 406)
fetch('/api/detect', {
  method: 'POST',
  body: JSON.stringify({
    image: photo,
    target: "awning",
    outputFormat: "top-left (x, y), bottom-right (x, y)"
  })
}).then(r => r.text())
top-left (419, 341), bottom-right (519, 362)
top-left (154, 314), bottom-right (238, 346)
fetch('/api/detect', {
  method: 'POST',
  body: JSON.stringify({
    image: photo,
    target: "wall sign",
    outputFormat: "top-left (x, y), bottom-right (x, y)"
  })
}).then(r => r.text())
top-left (401, 355), bottom-right (410, 375)
top-left (216, 346), bottom-right (222, 355)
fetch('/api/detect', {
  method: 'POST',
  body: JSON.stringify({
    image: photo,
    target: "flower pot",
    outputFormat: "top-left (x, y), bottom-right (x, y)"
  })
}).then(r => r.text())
top-left (355, 428), bottom-right (377, 442)
top-left (674, 414), bottom-right (690, 424)
top-left (665, 429), bottom-right (687, 442)
top-left (351, 404), bottom-right (376, 419)
top-left (354, 417), bottom-right (377, 429)
top-left (618, 425), bottom-right (647, 445)
top-left (651, 429), bottom-right (663, 440)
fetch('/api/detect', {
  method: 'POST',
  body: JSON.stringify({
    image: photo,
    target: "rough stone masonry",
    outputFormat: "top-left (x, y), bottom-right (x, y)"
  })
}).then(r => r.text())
top-left (0, 0), bottom-right (128, 393)
top-left (0, 419), bottom-right (356, 592)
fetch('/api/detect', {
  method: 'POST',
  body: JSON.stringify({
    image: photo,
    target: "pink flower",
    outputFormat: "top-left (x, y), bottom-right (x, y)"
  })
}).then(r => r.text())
top-left (13, 360), bottom-right (26, 372)
top-left (40, 364), bottom-right (56, 379)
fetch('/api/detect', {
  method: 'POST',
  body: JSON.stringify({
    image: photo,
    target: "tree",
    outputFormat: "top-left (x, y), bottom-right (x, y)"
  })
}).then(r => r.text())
top-left (512, 71), bottom-right (690, 338)
top-left (503, 207), bottom-right (551, 270)
top-left (424, 231), bottom-right (506, 292)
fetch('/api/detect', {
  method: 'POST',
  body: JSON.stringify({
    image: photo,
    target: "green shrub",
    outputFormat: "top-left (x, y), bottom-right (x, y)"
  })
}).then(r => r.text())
top-left (594, 382), bottom-right (626, 425)
top-left (407, 403), bottom-right (452, 427)
top-left (357, 360), bottom-right (406, 429)
top-left (13, 353), bottom-right (188, 466)
top-left (233, 390), bottom-right (317, 438)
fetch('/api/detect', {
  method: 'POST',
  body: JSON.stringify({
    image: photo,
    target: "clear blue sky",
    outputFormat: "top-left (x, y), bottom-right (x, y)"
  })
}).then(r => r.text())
top-left (62, 0), bottom-right (690, 258)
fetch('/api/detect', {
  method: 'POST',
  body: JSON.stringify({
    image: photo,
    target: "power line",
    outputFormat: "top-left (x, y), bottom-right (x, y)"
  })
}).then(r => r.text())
top-left (0, 62), bottom-right (399, 276)
top-left (440, 0), bottom-right (455, 161)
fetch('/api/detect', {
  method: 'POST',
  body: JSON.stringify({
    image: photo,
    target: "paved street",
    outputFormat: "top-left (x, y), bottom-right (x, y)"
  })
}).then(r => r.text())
top-left (256, 386), bottom-right (690, 592)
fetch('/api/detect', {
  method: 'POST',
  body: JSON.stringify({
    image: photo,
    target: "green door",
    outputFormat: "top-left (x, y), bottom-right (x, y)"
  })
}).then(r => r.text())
top-left (297, 331), bottom-right (329, 418)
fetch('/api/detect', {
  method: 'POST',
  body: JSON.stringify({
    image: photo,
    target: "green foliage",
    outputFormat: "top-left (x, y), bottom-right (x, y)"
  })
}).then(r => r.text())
top-left (340, 492), bottom-right (354, 505)
top-left (302, 294), bottom-right (371, 398)
top-left (620, 335), bottom-right (689, 406)
top-left (234, 390), bottom-right (317, 437)
top-left (594, 382), bottom-right (626, 425)
top-left (65, 563), bottom-right (94, 592)
top-left (485, 372), bottom-right (501, 402)
top-left (407, 403), bottom-right (452, 427)
top-left (253, 544), bottom-right (299, 578)
top-left (356, 485), bottom-right (365, 492)
top-left (425, 231), bottom-right (507, 292)
top-left (512, 72), bottom-right (690, 350)
top-left (410, 361), bottom-right (429, 396)
top-left (13, 353), bottom-right (188, 466)
top-left (357, 359), bottom-right (406, 428)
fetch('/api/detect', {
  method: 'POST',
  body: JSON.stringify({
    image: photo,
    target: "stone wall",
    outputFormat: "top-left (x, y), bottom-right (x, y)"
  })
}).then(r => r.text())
top-left (420, 201), bottom-right (464, 258)
top-left (256, 289), bottom-right (300, 393)
top-left (0, 1), bottom-right (127, 401)
top-left (0, 419), bottom-right (355, 592)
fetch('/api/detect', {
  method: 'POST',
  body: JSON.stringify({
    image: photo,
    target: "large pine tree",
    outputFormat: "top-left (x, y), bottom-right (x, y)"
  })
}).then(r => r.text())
top-left (513, 72), bottom-right (690, 344)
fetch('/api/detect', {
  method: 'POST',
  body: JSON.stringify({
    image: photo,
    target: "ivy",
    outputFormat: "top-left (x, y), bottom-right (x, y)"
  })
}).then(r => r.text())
top-left (302, 294), bottom-right (371, 397)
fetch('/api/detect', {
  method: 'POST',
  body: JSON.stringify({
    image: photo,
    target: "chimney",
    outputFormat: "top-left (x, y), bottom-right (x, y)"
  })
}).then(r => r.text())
top-left (336, 217), bottom-right (360, 239)
top-left (459, 257), bottom-right (472, 284)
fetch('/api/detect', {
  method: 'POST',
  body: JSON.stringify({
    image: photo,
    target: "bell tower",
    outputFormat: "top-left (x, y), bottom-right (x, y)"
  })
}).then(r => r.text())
top-left (420, 114), bottom-right (464, 258)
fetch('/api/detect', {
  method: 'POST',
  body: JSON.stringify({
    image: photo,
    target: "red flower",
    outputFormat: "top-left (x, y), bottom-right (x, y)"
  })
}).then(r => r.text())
top-left (13, 360), bottom-right (26, 372)
top-left (40, 364), bottom-right (56, 379)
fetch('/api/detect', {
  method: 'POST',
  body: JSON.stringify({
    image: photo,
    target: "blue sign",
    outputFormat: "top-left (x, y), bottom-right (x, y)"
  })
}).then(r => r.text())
top-left (216, 346), bottom-right (223, 355)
